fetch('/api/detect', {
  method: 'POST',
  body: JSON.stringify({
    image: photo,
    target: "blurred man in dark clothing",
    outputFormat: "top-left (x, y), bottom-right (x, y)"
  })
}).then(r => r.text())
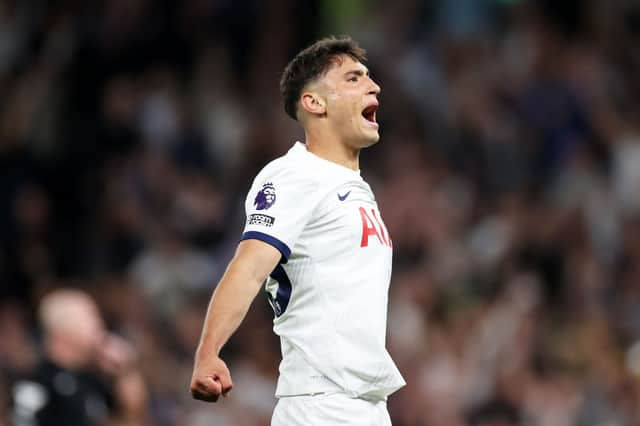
top-left (10, 289), bottom-right (147, 426)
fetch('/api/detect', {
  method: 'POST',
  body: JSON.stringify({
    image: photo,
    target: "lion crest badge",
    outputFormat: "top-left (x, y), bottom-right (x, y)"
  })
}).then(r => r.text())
top-left (254, 182), bottom-right (276, 210)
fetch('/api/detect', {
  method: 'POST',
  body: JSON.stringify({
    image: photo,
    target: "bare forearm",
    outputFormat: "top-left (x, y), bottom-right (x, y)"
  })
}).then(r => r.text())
top-left (196, 256), bottom-right (267, 357)
top-left (190, 240), bottom-right (280, 402)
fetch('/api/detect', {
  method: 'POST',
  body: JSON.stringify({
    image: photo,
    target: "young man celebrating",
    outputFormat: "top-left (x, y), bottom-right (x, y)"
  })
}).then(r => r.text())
top-left (190, 36), bottom-right (405, 424)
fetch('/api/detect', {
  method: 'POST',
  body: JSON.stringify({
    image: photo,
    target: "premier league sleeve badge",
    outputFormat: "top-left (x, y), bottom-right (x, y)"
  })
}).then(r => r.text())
top-left (254, 182), bottom-right (276, 210)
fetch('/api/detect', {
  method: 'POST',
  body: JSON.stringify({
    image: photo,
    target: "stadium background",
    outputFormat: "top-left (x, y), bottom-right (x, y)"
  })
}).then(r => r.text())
top-left (2, 0), bottom-right (640, 424)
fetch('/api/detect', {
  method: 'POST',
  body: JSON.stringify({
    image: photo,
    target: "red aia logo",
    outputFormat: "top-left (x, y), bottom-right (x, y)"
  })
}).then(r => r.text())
top-left (359, 207), bottom-right (392, 248)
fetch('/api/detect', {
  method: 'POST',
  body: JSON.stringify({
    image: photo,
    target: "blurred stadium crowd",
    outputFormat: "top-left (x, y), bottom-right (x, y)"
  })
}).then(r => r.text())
top-left (2, 0), bottom-right (640, 425)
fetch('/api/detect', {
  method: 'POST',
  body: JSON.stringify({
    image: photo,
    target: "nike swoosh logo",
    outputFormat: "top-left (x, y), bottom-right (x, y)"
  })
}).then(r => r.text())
top-left (337, 190), bottom-right (351, 201)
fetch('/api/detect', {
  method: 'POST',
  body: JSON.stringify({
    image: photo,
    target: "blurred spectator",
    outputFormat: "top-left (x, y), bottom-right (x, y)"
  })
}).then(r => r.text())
top-left (9, 289), bottom-right (147, 426)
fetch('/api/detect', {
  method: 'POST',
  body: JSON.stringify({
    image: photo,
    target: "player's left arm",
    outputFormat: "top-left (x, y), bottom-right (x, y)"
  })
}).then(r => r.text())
top-left (190, 239), bottom-right (282, 402)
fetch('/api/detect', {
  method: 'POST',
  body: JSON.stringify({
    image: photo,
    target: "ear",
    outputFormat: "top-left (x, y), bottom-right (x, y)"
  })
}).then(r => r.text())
top-left (300, 91), bottom-right (326, 116)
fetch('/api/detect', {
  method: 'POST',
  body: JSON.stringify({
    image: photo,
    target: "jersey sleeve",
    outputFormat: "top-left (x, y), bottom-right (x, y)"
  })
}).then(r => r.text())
top-left (241, 165), bottom-right (319, 263)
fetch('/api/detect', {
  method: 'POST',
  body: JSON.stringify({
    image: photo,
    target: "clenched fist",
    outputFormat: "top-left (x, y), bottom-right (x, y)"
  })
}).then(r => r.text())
top-left (190, 355), bottom-right (233, 402)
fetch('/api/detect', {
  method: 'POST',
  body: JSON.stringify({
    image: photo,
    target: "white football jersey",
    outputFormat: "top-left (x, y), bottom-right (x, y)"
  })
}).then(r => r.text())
top-left (241, 142), bottom-right (406, 400)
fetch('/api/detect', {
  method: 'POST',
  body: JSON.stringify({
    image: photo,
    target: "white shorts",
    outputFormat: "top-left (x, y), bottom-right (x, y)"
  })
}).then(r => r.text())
top-left (271, 393), bottom-right (391, 426)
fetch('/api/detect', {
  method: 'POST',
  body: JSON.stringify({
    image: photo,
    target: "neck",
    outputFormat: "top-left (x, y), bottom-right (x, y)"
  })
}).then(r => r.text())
top-left (304, 127), bottom-right (360, 171)
top-left (45, 337), bottom-right (84, 371)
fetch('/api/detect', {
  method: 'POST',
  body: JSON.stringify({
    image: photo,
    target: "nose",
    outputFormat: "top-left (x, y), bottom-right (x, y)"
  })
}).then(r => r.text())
top-left (368, 77), bottom-right (381, 96)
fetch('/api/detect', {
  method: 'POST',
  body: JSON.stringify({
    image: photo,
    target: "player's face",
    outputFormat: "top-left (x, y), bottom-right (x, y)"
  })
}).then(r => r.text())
top-left (320, 55), bottom-right (381, 148)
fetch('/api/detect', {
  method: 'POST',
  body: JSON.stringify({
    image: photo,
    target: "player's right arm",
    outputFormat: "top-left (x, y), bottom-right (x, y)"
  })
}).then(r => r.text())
top-left (189, 238), bottom-right (281, 402)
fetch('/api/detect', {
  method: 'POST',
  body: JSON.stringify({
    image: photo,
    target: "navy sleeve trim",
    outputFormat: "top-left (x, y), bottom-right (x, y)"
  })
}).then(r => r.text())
top-left (240, 231), bottom-right (291, 263)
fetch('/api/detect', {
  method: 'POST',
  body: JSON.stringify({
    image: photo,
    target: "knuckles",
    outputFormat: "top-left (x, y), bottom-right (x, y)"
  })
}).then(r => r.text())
top-left (189, 377), bottom-right (225, 402)
top-left (189, 368), bottom-right (232, 402)
top-left (190, 385), bottom-right (220, 402)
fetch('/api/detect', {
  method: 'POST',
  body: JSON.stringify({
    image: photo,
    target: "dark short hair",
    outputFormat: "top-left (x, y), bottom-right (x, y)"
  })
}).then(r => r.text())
top-left (280, 36), bottom-right (367, 121)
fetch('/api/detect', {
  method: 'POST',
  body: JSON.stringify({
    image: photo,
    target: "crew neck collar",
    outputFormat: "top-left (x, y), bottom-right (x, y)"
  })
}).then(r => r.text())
top-left (292, 142), bottom-right (361, 176)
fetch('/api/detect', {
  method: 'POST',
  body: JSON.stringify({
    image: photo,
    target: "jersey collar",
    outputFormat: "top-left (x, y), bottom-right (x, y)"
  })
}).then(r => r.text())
top-left (291, 142), bottom-right (362, 177)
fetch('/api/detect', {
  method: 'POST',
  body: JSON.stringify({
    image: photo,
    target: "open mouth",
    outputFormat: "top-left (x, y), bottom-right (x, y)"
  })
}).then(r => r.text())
top-left (362, 104), bottom-right (378, 124)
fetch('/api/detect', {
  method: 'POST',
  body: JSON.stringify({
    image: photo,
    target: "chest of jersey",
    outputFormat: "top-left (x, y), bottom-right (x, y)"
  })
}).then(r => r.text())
top-left (265, 180), bottom-right (392, 319)
top-left (297, 181), bottom-right (392, 267)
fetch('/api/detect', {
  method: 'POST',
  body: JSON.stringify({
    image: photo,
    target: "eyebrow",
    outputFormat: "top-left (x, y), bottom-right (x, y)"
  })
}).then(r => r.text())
top-left (344, 69), bottom-right (369, 78)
